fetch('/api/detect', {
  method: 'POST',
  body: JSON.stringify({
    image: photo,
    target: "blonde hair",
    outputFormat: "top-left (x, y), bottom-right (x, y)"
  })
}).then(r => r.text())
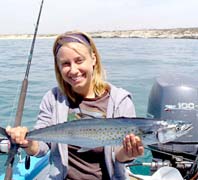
top-left (53, 31), bottom-right (108, 102)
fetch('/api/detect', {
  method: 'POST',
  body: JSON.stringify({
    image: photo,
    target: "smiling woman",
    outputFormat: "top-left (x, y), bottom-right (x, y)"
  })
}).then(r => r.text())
top-left (6, 31), bottom-right (144, 180)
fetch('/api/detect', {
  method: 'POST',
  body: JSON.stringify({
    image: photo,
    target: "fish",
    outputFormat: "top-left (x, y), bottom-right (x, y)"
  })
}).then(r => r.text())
top-left (0, 117), bottom-right (192, 149)
top-left (26, 118), bottom-right (192, 148)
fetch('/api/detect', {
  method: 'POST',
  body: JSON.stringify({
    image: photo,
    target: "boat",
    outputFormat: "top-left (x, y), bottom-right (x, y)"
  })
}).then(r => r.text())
top-left (0, 143), bottom-right (184, 180)
top-left (0, 150), bottom-right (49, 179)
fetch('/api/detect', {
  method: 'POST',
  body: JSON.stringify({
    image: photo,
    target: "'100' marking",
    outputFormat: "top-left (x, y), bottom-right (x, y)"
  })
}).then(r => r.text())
top-left (165, 103), bottom-right (198, 110)
top-left (178, 103), bottom-right (198, 110)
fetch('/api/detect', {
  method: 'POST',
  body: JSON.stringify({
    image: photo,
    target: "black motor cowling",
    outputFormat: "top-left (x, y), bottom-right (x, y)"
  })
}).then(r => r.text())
top-left (147, 74), bottom-right (198, 177)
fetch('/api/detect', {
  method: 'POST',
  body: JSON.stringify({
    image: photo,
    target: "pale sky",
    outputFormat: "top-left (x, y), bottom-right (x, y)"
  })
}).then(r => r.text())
top-left (0, 0), bottom-right (198, 34)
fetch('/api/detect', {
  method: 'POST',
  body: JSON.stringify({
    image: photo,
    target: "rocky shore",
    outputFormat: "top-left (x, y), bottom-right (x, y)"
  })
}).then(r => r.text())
top-left (90, 28), bottom-right (198, 39)
top-left (0, 28), bottom-right (198, 39)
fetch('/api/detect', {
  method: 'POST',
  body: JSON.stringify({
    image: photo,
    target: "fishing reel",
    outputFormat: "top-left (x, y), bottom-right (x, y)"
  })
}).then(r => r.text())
top-left (0, 138), bottom-right (23, 162)
top-left (0, 138), bottom-right (10, 153)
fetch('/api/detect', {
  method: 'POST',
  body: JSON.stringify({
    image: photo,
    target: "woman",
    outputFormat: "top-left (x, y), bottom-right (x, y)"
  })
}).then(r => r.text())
top-left (6, 31), bottom-right (144, 180)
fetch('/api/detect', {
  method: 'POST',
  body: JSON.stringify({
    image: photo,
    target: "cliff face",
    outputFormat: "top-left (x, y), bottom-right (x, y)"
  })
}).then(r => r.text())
top-left (0, 28), bottom-right (198, 39)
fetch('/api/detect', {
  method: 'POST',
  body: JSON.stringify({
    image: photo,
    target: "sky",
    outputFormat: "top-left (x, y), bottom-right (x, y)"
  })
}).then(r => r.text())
top-left (0, 0), bottom-right (198, 34)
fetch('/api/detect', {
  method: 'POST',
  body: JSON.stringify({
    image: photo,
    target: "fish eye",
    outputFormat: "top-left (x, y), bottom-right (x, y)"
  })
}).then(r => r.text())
top-left (175, 126), bottom-right (180, 131)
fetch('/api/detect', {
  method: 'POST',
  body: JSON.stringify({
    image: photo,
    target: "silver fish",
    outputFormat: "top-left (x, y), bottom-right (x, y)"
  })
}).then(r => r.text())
top-left (25, 117), bottom-right (192, 148)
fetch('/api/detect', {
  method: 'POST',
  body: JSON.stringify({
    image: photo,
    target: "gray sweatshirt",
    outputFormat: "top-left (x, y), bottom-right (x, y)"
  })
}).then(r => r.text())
top-left (34, 83), bottom-right (136, 180)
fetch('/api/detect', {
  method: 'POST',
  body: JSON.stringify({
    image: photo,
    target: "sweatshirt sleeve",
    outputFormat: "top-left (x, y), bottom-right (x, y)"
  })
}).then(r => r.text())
top-left (33, 90), bottom-right (55, 157)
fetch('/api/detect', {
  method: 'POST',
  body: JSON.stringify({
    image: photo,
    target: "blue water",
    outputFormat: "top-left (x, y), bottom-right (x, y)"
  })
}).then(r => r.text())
top-left (0, 37), bottom-right (197, 176)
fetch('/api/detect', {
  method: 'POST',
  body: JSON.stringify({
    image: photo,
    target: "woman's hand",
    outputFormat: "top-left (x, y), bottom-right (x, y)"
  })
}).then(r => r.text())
top-left (116, 134), bottom-right (144, 162)
top-left (6, 126), bottom-right (29, 147)
top-left (6, 126), bottom-right (39, 155)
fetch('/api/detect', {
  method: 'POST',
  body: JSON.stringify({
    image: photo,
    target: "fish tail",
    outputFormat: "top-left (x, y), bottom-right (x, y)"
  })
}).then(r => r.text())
top-left (0, 127), bottom-right (20, 167)
top-left (0, 126), bottom-right (9, 138)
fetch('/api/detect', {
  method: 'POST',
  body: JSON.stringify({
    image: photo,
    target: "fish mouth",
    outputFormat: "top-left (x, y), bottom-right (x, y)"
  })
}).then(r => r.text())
top-left (185, 124), bottom-right (193, 131)
top-left (177, 123), bottom-right (193, 137)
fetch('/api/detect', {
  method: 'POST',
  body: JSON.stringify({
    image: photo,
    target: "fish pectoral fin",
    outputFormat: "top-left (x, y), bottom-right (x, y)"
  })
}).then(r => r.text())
top-left (77, 147), bottom-right (94, 153)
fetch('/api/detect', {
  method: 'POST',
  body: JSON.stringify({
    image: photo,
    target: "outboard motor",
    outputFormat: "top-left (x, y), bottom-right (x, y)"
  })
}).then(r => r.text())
top-left (147, 74), bottom-right (198, 178)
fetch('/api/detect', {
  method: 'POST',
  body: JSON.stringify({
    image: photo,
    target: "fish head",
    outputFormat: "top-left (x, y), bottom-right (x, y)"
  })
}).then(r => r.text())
top-left (156, 121), bottom-right (193, 143)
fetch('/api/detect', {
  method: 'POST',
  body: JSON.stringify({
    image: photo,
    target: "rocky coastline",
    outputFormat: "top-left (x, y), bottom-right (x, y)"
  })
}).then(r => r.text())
top-left (0, 28), bottom-right (198, 39)
top-left (90, 28), bottom-right (198, 39)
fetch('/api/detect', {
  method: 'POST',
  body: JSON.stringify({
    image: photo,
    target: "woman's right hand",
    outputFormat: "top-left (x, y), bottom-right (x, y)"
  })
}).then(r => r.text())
top-left (6, 126), bottom-right (29, 147)
top-left (6, 126), bottom-right (39, 155)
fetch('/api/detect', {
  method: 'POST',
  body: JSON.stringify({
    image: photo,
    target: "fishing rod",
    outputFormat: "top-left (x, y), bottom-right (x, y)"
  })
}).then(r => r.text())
top-left (4, 0), bottom-right (44, 179)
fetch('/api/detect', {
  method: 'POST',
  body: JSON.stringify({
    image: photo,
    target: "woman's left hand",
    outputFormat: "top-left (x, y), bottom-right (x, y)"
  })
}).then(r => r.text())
top-left (116, 134), bottom-right (144, 162)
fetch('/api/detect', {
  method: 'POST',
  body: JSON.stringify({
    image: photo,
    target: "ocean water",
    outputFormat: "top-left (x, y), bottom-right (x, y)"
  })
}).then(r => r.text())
top-left (0, 37), bottom-right (197, 175)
